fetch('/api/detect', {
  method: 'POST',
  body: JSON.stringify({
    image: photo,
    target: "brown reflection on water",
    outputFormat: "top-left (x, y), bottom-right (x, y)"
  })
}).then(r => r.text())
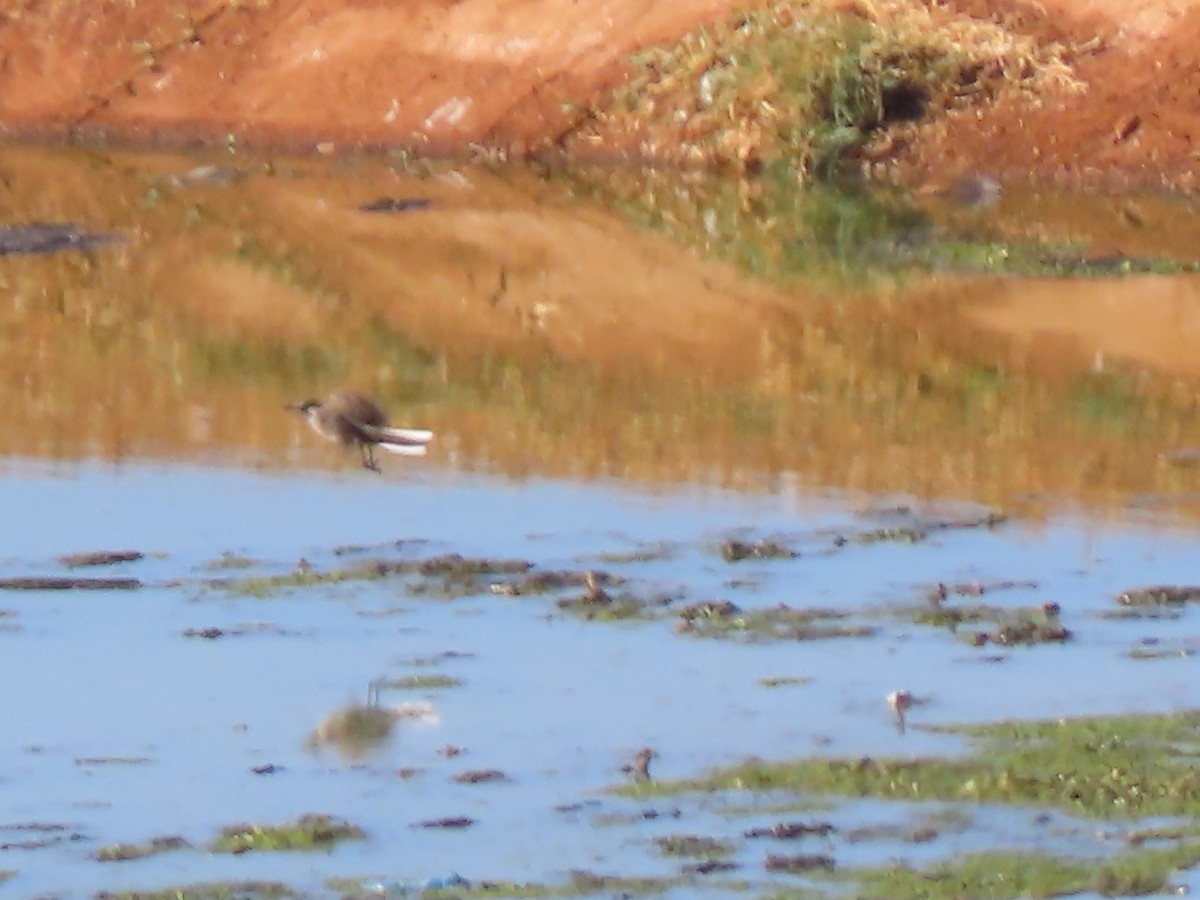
top-left (3, 145), bottom-right (1200, 512)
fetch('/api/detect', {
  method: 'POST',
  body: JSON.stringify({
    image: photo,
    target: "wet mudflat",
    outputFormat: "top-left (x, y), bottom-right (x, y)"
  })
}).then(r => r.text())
top-left (3, 146), bottom-right (1200, 897)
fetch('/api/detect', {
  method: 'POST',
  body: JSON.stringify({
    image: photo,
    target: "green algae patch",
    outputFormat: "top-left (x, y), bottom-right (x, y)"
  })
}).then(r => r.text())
top-left (211, 553), bottom-right (533, 599)
top-left (210, 814), bottom-right (364, 853)
top-left (94, 835), bottom-right (189, 862)
top-left (1117, 585), bottom-right (1200, 608)
top-left (592, 543), bottom-right (678, 565)
top-left (721, 538), bottom-right (798, 562)
top-left (381, 674), bottom-right (463, 690)
top-left (201, 552), bottom-right (259, 571)
top-left (489, 569), bottom-right (622, 597)
top-left (677, 601), bottom-right (875, 643)
top-left (829, 843), bottom-right (1200, 899)
top-left (907, 598), bottom-right (1071, 647)
top-left (95, 882), bottom-right (296, 900)
top-left (621, 710), bottom-right (1200, 819)
top-left (759, 676), bottom-right (813, 688)
top-left (209, 560), bottom-right (386, 597)
top-left (654, 834), bottom-right (737, 859)
top-left (332, 873), bottom-right (676, 898)
top-left (555, 590), bottom-right (659, 622)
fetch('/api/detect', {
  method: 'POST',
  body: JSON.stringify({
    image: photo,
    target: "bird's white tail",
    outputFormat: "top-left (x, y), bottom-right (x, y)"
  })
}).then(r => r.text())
top-left (375, 426), bottom-right (434, 457)
top-left (378, 442), bottom-right (429, 457)
top-left (381, 427), bottom-right (434, 443)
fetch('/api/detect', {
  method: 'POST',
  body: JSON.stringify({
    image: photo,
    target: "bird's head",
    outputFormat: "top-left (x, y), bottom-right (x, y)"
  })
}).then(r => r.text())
top-left (286, 400), bottom-right (321, 416)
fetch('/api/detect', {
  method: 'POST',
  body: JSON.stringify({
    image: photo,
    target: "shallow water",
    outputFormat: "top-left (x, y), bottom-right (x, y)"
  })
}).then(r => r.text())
top-left (3, 146), bottom-right (1200, 896)
top-left (1, 463), bottom-right (1198, 896)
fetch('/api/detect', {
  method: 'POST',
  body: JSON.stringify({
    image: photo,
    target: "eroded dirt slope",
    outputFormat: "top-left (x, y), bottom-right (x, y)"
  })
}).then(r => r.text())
top-left (0, 0), bottom-right (1197, 186)
top-left (0, 0), bottom-right (741, 154)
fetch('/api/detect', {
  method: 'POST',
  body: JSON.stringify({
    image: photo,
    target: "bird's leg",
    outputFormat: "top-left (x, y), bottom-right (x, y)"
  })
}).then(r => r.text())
top-left (361, 444), bottom-right (381, 473)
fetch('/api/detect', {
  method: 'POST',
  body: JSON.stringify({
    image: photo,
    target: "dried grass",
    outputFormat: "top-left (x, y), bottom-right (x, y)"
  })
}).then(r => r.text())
top-left (581, 0), bottom-right (1085, 178)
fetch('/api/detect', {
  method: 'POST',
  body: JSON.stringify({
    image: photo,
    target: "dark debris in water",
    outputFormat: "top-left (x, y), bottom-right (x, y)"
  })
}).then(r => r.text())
top-left (841, 511), bottom-right (1009, 547)
top-left (0, 821), bottom-right (85, 851)
top-left (181, 623), bottom-right (299, 640)
top-left (414, 816), bottom-right (475, 830)
top-left (183, 626), bottom-right (226, 640)
top-left (451, 769), bottom-right (509, 785)
top-left (0, 576), bottom-right (141, 591)
top-left (0, 222), bottom-right (124, 256)
top-left (765, 852), bottom-right (836, 873)
top-left (684, 859), bottom-right (740, 875)
top-left (358, 196), bottom-right (433, 213)
top-left (58, 550), bottom-right (145, 569)
top-left (745, 820), bottom-right (835, 840)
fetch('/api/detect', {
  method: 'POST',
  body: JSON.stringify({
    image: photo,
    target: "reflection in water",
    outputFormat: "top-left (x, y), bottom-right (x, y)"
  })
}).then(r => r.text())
top-left (2, 146), bottom-right (1200, 511)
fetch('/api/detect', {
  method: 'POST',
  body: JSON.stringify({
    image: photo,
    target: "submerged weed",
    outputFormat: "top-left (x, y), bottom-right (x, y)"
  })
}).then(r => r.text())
top-left (95, 836), bottom-right (189, 862)
top-left (95, 882), bottom-right (296, 900)
top-left (1117, 585), bottom-right (1200, 607)
top-left (379, 674), bottom-right (462, 690)
top-left (211, 553), bottom-right (534, 599)
top-left (837, 843), bottom-right (1200, 899)
top-left (655, 834), bottom-right (736, 859)
top-left (678, 601), bottom-right (874, 642)
top-left (211, 814), bottom-right (364, 853)
top-left (907, 598), bottom-right (1070, 647)
top-left (624, 710), bottom-right (1200, 820)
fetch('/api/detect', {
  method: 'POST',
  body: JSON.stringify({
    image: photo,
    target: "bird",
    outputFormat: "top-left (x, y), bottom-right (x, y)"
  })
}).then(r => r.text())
top-left (288, 391), bottom-right (433, 472)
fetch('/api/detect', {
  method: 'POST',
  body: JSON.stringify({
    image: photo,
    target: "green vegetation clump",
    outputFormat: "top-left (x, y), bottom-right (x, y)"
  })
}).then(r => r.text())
top-left (95, 835), bottom-right (189, 862)
top-left (677, 601), bottom-right (874, 642)
top-left (211, 815), bottom-right (364, 853)
top-left (94, 882), bottom-right (296, 900)
top-left (721, 538), bottom-right (798, 561)
top-left (211, 553), bottom-right (534, 599)
top-left (654, 834), bottom-right (737, 858)
top-left (380, 674), bottom-right (462, 690)
top-left (624, 710), bottom-right (1200, 820)
top-left (587, 0), bottom-right (1080, 179)
top-left (908, 599), bottom-right (1070, 647)
top-left (837, 845), bottom-right (1200, 899)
